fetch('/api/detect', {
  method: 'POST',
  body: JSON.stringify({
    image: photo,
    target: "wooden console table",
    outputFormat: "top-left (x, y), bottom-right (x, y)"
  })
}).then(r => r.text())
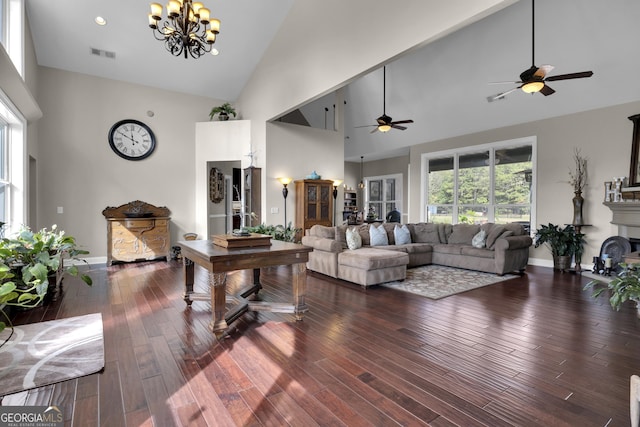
top-left (178, 239), bottom-right (312, 338)
top-left (102, 200), bottom-right (171, 266)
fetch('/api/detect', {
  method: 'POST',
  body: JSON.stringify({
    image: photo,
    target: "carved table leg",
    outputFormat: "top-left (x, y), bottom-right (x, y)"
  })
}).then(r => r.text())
top-left (292, 262), bottom-right (308, 321)
top-left (182, 257), bottom-right (194, 305)
top-left (208, 272), bottom-right (228, 338)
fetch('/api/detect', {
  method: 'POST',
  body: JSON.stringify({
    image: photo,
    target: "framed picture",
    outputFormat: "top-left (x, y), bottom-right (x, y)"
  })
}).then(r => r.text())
top-left (629, 114), bottom-right (640, 187)
top-left (209, 167), bottom-right (225, 203)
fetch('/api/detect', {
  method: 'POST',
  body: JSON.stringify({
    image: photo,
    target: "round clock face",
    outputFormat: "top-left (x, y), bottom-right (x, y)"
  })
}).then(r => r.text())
top-left (108, 119), bottom-right (156, 160)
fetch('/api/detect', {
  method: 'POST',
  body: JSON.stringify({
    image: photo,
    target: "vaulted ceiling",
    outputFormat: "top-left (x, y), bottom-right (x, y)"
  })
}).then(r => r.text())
top-left (26, 0), bottom-right (640, 162)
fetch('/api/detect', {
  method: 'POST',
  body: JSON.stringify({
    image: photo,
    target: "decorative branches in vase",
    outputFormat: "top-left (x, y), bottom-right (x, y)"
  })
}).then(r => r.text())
top-left (568, 148), bottom-right (588, 226)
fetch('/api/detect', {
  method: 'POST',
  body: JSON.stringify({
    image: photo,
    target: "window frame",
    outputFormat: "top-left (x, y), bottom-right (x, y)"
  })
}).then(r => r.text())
top-left (420, 136), bottom-right (536, 232)
top-left (363, 173), bottom-right (403, 221)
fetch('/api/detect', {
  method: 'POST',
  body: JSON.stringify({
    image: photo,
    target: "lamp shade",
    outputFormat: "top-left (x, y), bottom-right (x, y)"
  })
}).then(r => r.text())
top-left (522, 81), bottom-right (545, 93)
top-left (278, 177), bottom-right (292, 186)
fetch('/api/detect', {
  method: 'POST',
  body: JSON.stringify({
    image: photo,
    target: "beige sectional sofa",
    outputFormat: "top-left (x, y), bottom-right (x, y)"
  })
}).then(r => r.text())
top-left (301, 222), bottom-right (532, 287)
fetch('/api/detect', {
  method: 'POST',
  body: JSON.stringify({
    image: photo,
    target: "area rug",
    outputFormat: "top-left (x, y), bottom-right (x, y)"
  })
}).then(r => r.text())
top-left (381, 265), bottom-right (518, 300)
top-left (0, 313), bottom-right (104, 396)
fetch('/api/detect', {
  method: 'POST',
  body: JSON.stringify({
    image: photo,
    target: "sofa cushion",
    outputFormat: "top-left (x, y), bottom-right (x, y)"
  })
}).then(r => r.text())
top-left (440, 224), bottom-right (453, 244)
top-left (338, 248), bottom-right (408, 270)
top-left (346, 227), bottom-right (362, 250)
top-left (448, 224), bottom-right (481, 245)
top-left (432, 244), bottom-right (464, 255)
top-left (370, 223), bottom-right (389, 246)
top-left (394, 224), bottom-right (411, 245)
top-left (335, 225), bottom-right (349, 249)
top-left (461, 246), bottom-right (496, 259)
top-left (409, 223), bottom-right (441, 243)
top-left (503, 222), bottom-right (525, 236)
top-left (485, 225), bottom-right (505, 249)
top-left (350, 223), bottom-right (371, 246)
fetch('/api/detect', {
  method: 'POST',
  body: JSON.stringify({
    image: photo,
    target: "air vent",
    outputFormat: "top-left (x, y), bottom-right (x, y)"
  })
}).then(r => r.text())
top-left (90, 48), bottom-right (116, 59)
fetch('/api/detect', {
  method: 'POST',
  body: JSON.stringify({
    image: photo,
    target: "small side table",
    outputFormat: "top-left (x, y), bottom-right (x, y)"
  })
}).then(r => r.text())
top-left (568, 223), bottom-right (591, 273)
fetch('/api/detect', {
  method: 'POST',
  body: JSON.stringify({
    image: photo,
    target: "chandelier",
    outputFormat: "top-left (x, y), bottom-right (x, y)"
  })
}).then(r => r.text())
top-left (148, 0), bottom-right (220, 59)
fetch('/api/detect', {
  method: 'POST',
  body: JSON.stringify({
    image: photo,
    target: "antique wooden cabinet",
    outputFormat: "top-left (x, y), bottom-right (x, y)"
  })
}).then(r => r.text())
top-left (102, 200), bottom-right (171, 266)
top-left (295, 179), bottom-right (334, 236)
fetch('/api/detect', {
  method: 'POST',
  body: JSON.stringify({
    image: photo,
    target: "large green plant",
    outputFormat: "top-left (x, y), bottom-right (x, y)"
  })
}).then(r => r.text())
top-left (584, 263), bottom-right (640, 311)
top-left (244, 222), bottom-right (300, 243)
top-left (0, 225), bottom-right (92, 332)
top-left (534, 223), bottom-right (585, 261)
top-left (0, 261), bottom-right (48, 333)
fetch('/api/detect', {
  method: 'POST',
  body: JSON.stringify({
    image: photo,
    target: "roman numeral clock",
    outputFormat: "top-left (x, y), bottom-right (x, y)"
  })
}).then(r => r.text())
top-left (108, 119), bottom-right (156, 160)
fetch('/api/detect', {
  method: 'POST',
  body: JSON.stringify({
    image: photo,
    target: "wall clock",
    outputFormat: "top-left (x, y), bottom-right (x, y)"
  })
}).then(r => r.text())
top-left (108, 119), bottom-right (156, 161)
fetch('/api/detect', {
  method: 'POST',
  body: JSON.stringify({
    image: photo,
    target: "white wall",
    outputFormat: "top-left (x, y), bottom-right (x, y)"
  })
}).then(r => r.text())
top-left (36, 67), bottom-right (223, 260)
top-left (265, 121), bottom-right (344, 228)
top-left (236, 0), bottom-right (515, 225)
top-left (194, 120), bottom-right (251, 238)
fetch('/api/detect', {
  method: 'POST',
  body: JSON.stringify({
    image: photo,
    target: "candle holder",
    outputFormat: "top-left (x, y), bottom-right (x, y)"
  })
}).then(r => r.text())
top-left (592, 256), bottom-right (601, 274)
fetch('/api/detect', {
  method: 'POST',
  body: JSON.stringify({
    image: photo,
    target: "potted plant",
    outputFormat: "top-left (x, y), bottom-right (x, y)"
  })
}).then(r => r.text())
top-left (0, 225), bottom-right (92, 302)
top-left (534, 223), bottom-right (585, 271)
top-left (209, 102), bottom-right (237, 121)
top-left (584, 263), bottom-right (640, 317)
top-left (243, 222), bottom-right (301, 243)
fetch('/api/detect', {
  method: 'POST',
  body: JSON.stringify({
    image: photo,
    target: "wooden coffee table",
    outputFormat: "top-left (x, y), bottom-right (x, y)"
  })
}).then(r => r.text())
top-left (178, 239), bottom-right (312, 338)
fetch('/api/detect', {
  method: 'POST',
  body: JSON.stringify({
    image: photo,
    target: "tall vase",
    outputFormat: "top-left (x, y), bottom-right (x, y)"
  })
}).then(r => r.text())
top-left (572, 191), bottom-right (584, 225)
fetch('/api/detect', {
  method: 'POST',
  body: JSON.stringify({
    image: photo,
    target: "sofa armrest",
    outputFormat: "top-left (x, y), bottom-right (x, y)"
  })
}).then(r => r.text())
top-left (494, 235), bottom-right (532, 251)
top-left (301, 236), bottom-right (343, 253)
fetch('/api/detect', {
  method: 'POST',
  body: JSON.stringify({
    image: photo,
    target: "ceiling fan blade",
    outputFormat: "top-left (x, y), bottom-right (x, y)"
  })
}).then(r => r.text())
top-left (354, 124), bottom-right (377, 128)
top-left (534, 64), bottom-right (554, 78)
top-left (370, 127), bottom-right (379, 134)
top-left (391, 119), bottom-right (413, 125)
top-left (545, 71), bottom-right (593, 81)
top-left (489, 80), bottom-right (521, 85)
top-left (487, 87), bottom-right (519, 102)
top-left (540, 84), bottom-right (555, 96)
top-left (391, 124), bottom-right (407, 131)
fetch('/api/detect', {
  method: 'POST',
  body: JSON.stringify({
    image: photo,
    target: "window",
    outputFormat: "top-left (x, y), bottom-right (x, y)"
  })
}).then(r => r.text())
top-left (0, 92), bottom-right (26, 234)
top-left (423, 138), bottom-right (535, 232)
top-left (365, 173), bottom-right (402, 220)
top-left (0, 119), bottom-right (7, 228)
top-left (1, 0), bottom-right (23, 76)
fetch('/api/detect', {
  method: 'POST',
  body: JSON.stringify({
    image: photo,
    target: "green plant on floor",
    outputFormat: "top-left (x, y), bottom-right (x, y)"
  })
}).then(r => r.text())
top-left (244, 223), bottom-right (300, 243)
top-left (534, 223), bottom-right (585, 260)
top-left (0, 224), bottom-right (93, 333)
top-left (584, 263), bottom-right (640, 312)
top-left (0, 261), bottom-right (48, 333)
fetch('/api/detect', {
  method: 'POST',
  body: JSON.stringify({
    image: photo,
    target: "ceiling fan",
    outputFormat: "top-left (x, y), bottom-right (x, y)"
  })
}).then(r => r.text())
top-left (487, 0), bottom-right (593, 102)
top-left (355, 66), bottom-right (414, 133)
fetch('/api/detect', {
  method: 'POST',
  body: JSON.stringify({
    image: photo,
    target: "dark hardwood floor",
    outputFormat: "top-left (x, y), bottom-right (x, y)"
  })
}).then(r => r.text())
top-left (2, 260), bottom-right (638, 426)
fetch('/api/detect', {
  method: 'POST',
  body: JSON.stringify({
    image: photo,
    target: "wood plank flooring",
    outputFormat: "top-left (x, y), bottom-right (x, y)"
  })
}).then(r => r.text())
top-left (2, 261), bottom-right (638, 426)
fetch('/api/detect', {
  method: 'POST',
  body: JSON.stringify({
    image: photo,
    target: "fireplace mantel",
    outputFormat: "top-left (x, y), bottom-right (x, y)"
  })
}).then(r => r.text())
top-left (604, 202), bottom-right (640, 240)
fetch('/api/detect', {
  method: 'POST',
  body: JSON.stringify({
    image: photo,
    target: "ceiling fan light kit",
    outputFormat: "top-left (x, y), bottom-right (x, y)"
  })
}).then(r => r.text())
top-left (487, 0), bottom-right (593, 101)
top-left (355, 66), bottom-right (414, 133)
top-left (521, 80), bottom-right (544, 93)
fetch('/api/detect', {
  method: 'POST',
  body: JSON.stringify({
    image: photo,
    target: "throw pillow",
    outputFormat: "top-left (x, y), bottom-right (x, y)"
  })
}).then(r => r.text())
top-left (448, 224), bottom-right (481, 245)
top-left (485, 225), bottom-right (506, 249)
top-left (369, 224), bottom-right (389, 246)
top-left (394, 224), bottom-right (412, 245)
top-left (488, 230), bottom-right (514, 250)
top-left (472, 229), bottom-right (487, 248)
top-left (346, 227), bottom-right (362, 250)
top-left (410, 223), bottom-right (441, 243)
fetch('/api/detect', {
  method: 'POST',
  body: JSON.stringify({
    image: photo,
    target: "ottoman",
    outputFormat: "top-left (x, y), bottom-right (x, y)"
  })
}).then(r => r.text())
top-left (337, 247), bottom-right (409, 287)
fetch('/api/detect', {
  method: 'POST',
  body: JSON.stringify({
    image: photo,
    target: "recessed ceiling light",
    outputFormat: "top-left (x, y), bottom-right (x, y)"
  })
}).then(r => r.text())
top-left (211, 48), bottom-right (219, 56)
top-left (95, 16), bottom-right (107, 26)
